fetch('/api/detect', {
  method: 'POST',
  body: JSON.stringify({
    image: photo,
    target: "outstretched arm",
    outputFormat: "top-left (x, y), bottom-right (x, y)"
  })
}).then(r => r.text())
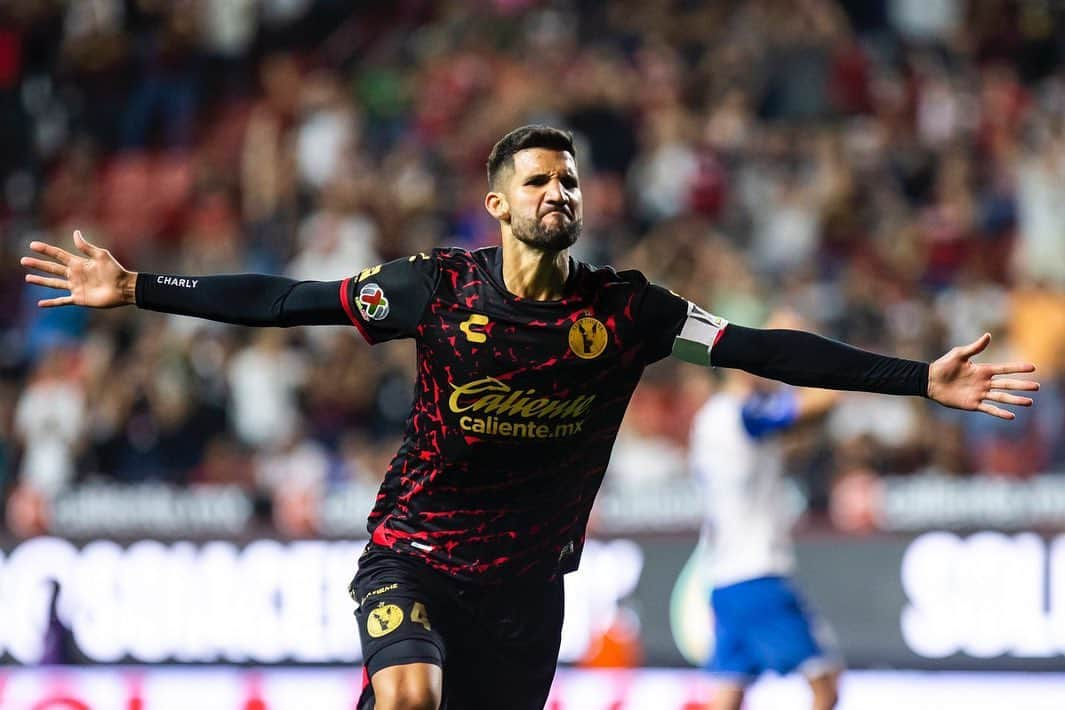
top-left (710, 325), bottom-right (1037, 420)
top-left (21, 231), bottom-right (350, 327)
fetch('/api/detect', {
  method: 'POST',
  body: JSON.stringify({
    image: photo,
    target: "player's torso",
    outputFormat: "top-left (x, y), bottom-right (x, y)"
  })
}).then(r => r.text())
top-left (356, 247), bottom-right (691, 579)
top-left (407, 249), bottom-right (646, 468)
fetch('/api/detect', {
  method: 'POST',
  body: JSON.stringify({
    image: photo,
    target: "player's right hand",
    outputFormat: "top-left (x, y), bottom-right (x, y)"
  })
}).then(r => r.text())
top-left (20, 230), bottom-right (137, 308)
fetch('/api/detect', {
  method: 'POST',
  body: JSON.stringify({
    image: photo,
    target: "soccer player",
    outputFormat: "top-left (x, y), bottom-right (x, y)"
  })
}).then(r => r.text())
top-left (22, 126), bottom-right (1037, 710)
top-left (690, 313), bottom-right (843, 710)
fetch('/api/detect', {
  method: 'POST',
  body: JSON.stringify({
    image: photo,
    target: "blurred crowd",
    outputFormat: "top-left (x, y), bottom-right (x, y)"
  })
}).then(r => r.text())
top-left (2, 0), bottom-right (1065, 531)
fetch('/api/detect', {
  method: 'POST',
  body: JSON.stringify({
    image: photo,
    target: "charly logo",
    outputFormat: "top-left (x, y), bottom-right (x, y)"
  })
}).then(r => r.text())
top-left (366, 603), bottom-right (404, 638)
top-left (568, 316), bottom-right (608, 359)
top-left (460, 313), bottom-right (490, 343)
top-left (357, 283), bottom-right (390, 320)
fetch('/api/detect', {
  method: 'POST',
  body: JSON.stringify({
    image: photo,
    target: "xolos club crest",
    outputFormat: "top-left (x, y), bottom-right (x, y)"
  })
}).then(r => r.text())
top-left (568, 315), bottom-right (608, 359)
top-left (366, 603), bottom-right (404, 638)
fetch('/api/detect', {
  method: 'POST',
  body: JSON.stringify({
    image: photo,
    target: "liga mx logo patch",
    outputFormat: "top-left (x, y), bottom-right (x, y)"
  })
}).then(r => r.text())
top-left (357, 283), bottom-right (390, 320)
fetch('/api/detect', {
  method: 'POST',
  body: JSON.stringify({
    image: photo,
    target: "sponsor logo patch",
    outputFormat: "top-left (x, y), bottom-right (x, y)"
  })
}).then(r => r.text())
top-left (367, 603), bottom-right (404, 638)
top-left (447, 376), bottom-right (595, 439)
top-left (568, 316), bottom-right (608, 359)
top-left (156, 276), bottom-right (198, 288)
top-left (357, 283), bottom-right (390, 320)
top-left (360, 583), bottom-right (398, 606)
top-left (460, 313), bottom-right (490, 343)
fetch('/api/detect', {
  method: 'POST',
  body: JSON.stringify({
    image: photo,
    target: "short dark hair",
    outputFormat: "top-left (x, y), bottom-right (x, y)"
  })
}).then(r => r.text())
top-left (486, 125), bottom-right (576, 188)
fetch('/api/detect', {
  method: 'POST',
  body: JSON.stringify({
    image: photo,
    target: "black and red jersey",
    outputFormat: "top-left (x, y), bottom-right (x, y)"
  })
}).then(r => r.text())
top-left (135, 247), bottom-right (929, 581)
top-left (338, 246), bottom-right (720, 582)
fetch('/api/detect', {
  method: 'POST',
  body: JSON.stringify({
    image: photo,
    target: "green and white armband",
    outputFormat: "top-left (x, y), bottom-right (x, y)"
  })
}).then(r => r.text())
top-left (671, 302), bottom-right (728, 366)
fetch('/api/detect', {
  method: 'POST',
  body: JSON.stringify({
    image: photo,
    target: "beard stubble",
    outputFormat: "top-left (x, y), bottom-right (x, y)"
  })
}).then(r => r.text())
top-left (510, 213), bottom-right (583, 251)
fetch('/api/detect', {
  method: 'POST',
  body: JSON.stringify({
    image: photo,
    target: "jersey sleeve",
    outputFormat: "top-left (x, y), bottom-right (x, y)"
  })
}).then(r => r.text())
top-left (630, 274), bottom-right (728, 366)
top-left (340, 252), bottom-right (440, 344)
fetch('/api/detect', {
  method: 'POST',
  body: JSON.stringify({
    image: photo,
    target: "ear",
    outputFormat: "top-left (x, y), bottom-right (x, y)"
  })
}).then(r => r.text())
top-left (485, 191), bottom-right (510, 222)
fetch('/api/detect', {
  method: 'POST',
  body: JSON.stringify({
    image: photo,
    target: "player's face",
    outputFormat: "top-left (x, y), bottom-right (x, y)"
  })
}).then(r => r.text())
top-left (504, 148), bottom-right (583, 251)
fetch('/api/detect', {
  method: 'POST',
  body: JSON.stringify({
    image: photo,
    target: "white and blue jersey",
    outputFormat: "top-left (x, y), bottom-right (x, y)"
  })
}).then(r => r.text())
top-left (690, 387), bottom-right (841, 682)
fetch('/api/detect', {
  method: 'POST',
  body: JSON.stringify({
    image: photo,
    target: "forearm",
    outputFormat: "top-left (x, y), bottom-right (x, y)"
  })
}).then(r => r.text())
top-left (135, 272), bottom-right (351, 327)
top-left (712, 325), bottom-right (929, 396)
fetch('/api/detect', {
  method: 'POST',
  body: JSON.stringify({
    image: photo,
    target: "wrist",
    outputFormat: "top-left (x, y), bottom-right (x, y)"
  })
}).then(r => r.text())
top-left (121, 271), bottom-right (139, 305)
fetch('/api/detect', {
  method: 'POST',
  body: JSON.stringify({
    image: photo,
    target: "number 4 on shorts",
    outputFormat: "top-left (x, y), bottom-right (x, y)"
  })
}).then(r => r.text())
top-left (411, 601), bottom-right (431, 631)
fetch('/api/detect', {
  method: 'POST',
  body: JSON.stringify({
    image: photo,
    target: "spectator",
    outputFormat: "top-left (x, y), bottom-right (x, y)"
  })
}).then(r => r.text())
top-left (13, 346), bottom-right (85, 496)
top-left (4, 0), bottom-right (1065, 534)
top-left (227, 329), bottom-right (307, 450)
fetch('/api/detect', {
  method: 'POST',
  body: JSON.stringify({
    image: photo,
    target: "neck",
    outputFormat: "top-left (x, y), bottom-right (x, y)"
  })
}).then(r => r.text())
top-left (500, 232), bottom-right (570, 300)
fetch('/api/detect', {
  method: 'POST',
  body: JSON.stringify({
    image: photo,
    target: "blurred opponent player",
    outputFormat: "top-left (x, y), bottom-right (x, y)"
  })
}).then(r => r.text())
top-left (21, 125), bottom-right (1037, 710)
top-left (691, 312), bottom-right (842, 710)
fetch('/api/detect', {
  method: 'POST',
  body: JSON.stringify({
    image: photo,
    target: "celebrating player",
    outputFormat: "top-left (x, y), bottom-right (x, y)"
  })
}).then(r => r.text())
top-left (21, 125), bottom-right (1037, 710)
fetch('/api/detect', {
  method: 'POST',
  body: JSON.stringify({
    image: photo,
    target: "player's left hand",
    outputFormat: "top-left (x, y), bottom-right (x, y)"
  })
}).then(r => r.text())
top-left (927, 333), bottom-right (1038, 419)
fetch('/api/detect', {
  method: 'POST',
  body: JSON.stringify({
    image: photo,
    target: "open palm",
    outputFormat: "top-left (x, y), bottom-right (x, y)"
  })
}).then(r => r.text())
top-left (927, 333), bottom-right (1039, 419)
top-left (20, 230), bottom-right (135, 308)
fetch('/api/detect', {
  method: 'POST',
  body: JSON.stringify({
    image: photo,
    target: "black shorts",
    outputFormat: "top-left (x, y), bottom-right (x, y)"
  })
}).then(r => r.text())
top-left (350, 547), bottom-right (564, 710)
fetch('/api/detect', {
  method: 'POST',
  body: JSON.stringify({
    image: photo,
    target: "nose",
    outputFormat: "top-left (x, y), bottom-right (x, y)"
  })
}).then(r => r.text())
top-left (545, 179), bottom-right (568, 209)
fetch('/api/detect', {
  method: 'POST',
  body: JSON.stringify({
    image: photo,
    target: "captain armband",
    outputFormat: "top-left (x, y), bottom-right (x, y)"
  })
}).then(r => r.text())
top-left (671, 302), bottom-right (728, 367)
